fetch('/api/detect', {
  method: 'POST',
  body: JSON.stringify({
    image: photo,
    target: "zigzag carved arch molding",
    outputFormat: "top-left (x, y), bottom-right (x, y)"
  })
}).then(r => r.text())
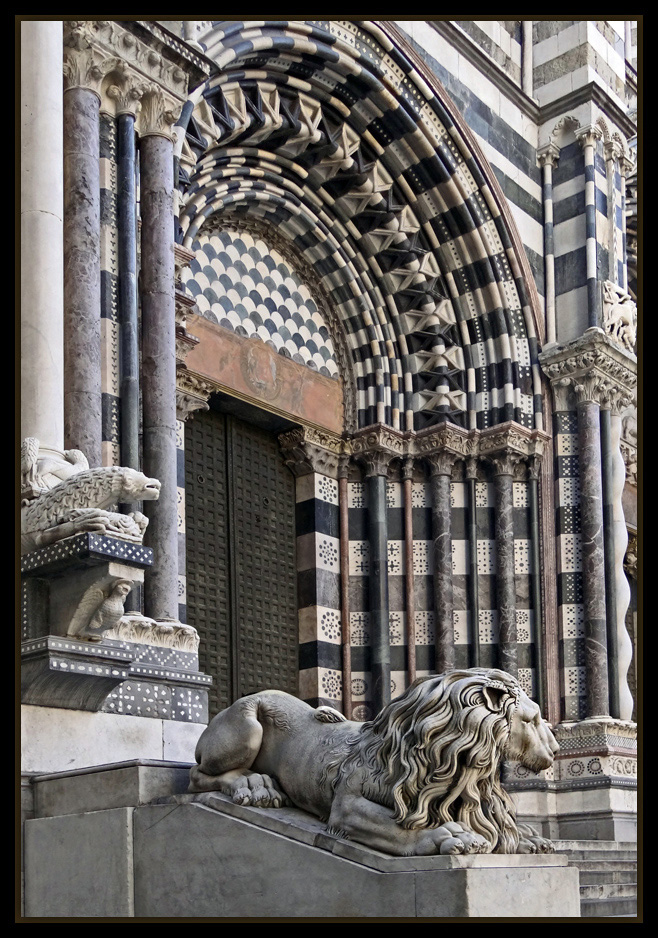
top-left (175, 20), bottom-right (544, 433)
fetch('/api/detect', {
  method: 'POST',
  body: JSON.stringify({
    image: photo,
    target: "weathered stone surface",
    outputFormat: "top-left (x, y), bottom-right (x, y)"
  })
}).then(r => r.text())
top-left (24, 808), bottom-right (135, 917)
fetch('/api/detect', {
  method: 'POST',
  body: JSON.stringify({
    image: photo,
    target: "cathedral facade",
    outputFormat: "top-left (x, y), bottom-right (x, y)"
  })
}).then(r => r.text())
top-left (20, 19), bottom-right (638, 917)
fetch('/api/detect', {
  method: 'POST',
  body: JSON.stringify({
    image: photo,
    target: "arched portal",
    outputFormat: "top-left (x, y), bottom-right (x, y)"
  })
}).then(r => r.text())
top-left (174, 20), bottom-right (552, 721)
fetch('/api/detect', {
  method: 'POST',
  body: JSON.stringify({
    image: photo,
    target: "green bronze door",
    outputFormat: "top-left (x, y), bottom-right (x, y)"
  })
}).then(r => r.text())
top-left (185, 408), bottom-right (298, 716)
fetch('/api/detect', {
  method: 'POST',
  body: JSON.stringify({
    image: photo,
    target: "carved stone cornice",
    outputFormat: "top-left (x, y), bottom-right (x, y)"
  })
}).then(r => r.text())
top-left (63, 21), bottom-right (189, 127)
top-left (539, 330), bottom-right (636, 412)
top-left (478, 422), bottom-right (550, 461)
top-left (175, 371), bottom-right (213, 422)
top-left (414, 422), bottom-right (476, 459)
top-left (278, 426), bottom-right (345, 478)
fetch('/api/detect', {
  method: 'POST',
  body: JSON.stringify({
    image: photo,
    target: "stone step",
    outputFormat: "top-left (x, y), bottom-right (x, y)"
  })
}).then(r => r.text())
top-left (580, 883), bottom-right (637, 900)
top-left (575, 860), bottom-right (636, 872)
top-left (580, 897), bottom-right (638, 917)
top-left (561, 849), bottom-right (637, 862)
top-left (553, 840), bottom-right (636, 852)
top-left (579, 870), bottom-right (637, 885)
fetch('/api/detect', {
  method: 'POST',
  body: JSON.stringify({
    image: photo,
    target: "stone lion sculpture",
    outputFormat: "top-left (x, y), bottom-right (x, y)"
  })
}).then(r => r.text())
top-left (21, 437), bottom-right (161, 552)
top-left (189, 668), bottom-right (558, 856)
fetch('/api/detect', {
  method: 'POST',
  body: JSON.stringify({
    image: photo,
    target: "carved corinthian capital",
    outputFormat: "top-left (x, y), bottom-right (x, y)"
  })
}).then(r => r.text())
top-left (63, 22), bottom-right (110, 96)
top-left (137, 82), bottom-right (180, 139)
top-left (175, 372), bottom-right (213, 422)
top-left (278, 426), bottom-right (344, 478)
top-left (539, 330), bottom-right (636, 411)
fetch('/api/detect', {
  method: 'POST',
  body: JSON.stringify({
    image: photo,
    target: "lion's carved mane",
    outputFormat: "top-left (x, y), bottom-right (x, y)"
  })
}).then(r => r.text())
top-left (335, 670), bottom-right (524, 852)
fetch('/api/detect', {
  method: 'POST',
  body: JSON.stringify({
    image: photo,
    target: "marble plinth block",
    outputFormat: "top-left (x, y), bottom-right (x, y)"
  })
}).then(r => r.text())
top-left (23, 787), bottom-right (581, 918)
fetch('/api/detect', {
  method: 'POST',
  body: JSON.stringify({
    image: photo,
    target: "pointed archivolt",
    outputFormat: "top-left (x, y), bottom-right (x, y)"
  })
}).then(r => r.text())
top-left (175, 20), bottom-right (544, 433)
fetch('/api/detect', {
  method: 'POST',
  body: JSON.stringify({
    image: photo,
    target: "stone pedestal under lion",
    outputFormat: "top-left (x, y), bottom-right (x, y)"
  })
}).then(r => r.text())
top-left (24, 669), bottom-right (581, 917)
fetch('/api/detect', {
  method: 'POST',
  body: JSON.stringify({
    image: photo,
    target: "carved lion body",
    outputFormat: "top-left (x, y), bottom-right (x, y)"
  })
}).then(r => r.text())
top-left (190, 668), bottom-right (558, 856)
top-left (21, 465), bottom-right (161, 552)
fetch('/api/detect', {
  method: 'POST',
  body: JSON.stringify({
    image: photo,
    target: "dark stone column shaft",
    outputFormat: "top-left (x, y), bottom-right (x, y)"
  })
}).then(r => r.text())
top-left (528, 472), bottom-right (545, 711)
top-left (63, 86), bottom-right (102, 467)
top-left (466, 463), bottom-right (480, 668)
top-left (367, 472), bottom-right (390, 714)
top-left (402, 461), bottom-right (417, 686)
top-left (430, 465), bottom-right (454, 673)
top-left (338, 472), bottom-right (352, 719)
top-left (140, 133), bottom-right (179, 622)
top-left (118, 114), bottom-right (140, 473)
top-left (577, 398), bottom-right (609, 717)
top-left (494, 463), bottom-right (516, 676)
top-left (600, 407), bottom-right (620, 718)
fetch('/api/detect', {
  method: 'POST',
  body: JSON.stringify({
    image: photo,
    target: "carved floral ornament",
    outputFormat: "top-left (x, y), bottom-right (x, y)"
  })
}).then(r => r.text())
top-left (277, 422), bottom-right (547, 479)
top-left (539, 332), bottom-right (636, 412)
top-left (63, 21), bottom-right (186, 130)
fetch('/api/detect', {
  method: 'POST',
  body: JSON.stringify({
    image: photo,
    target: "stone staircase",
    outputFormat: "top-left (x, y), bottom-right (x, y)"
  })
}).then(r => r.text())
top-left (553, 841), bottom-right (638, 917)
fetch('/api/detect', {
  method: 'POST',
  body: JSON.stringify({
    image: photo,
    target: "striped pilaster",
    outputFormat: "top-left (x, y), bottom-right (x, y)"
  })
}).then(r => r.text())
top-left (99, 112), bottom-right (121, 468)
top-left (296, 471), bottom-right (343, 709)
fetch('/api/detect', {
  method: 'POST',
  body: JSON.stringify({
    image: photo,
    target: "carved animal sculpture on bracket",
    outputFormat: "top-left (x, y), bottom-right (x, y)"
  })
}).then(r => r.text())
top-left (189, 668), bottom-right (558, 856)
top-left (21, 438), bottom-right (161, 553)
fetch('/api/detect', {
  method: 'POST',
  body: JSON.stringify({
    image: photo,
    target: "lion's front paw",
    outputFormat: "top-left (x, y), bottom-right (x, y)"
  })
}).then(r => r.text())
top-left (517, 823), bottom-right (555, 854)
top-left (434, 821), bottom-right (490, 855)
top-left (226, 772), bottom-right (290, 809)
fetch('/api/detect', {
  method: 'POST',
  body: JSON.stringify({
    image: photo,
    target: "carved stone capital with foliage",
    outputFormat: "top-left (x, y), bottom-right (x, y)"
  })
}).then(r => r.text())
top-left (137, 82), bottom-right (181, 139)
top-left (278, 426), bottom-right (344, 478)
top-left (540, 330), bottom-right (636, 411)
top-left (575, 123), bottom-right (604, 150)
top-left (537, 142), bottom-right (560, 170)
top-left (175, 372), bottom-right (213, 422)
top-left (350, 425), bottom-right (406, 478)
top-left (425, 450), bottom-right (461, 478)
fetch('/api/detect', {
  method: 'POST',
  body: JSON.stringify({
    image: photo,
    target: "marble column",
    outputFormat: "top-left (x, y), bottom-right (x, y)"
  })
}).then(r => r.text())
top-left (522, 21), bottom-right (533, 97)
top-left (338, 460), bottom-right (352, 719)
top-left (538, 145), bottom-right (559, 347)
top-left (428, 452), bottom-right (457, 673)
top-left (140, 98), bottom-right (179, 623)
top-left (117, 112), bottom-right (140, 474)
top-left (610, 399), bottom-right (634, 720)
top-left (63, 86), bottom-right (102, 467)
top-left (574, 382), bottom-right (609, 717)
top-left (576, 126), bottom-right (604, 330)
top-left (528, 456), bottom-right (545, 712)
top-left (465, 457), bottom-right (480, 667)
top-left (491, 453), bottom-right (517, 677)
top-left (402, 457), bottom-right (417, 685)
top-left (21, 21), bottom-right (64, 454)
top-left (600, 404), bottom-right (619, 717)
top-left (361, 452), bottom-right (391, 715)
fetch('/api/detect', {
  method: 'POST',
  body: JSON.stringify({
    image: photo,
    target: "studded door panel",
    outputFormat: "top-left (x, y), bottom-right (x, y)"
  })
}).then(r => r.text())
top-left (185, 409), bottom-right (298, 717)
top-left (185, 409), bottom-right (232, 715)
top-left (228, 417), bottom-right (298, 701)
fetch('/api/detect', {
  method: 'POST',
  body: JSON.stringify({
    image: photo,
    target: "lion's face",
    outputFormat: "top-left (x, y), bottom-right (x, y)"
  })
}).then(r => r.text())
top-left (121, 468), bottom-right (161, 501)
top-left (506, 689), bottom-right (559, 772)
